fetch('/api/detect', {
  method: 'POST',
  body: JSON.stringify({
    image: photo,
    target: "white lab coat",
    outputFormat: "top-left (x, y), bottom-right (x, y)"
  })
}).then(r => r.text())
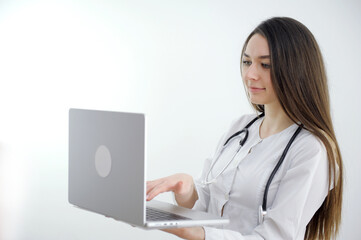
top-left (193, 114), bottom-right (329, 240)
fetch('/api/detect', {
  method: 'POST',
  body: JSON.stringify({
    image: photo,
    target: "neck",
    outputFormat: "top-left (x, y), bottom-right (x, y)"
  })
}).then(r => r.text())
top-left (259, 103), bottom-right (294, 139)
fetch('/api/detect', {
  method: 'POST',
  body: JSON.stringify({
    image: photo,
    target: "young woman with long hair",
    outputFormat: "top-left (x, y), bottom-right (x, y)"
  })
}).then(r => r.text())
top-left (146, 17), bottom-right (343, 240)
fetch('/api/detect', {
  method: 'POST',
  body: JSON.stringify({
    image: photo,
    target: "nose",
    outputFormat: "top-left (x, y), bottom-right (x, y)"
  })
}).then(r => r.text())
top-left (244, 63), bottom-right (260, 81)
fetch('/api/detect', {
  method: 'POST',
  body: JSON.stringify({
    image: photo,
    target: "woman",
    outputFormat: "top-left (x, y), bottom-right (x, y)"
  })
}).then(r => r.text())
top-left (146, 17), bottom-right (343, 240)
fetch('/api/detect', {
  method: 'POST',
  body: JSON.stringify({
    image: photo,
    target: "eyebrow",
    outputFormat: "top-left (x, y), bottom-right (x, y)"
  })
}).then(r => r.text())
top-left (243, 53), bottom-right (270, 59)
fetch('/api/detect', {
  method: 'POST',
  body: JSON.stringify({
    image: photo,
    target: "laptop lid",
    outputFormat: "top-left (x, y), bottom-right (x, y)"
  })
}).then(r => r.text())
top-left (69, 108), bottom-right (229, 229)
top-left (68, 108), bottom-right (146, 226)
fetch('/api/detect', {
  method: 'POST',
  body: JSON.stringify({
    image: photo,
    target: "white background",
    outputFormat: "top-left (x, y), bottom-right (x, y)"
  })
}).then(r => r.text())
top-left (0, 0), bottom-right (360, 239)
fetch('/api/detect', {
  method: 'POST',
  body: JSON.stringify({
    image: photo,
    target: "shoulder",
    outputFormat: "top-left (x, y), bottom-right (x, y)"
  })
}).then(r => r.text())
top-left (227, 113), bottom-right (259, 134)
top-left (293, 128), bottom-right (326, 154)
top-left (212, 113), bottom-right (259, 151)
top-left (288, 127), bottom-right (328, 168)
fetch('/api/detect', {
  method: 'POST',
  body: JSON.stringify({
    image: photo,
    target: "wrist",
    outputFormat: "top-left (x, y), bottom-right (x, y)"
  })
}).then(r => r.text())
top-left (175, 177), bottom-right (198, 208)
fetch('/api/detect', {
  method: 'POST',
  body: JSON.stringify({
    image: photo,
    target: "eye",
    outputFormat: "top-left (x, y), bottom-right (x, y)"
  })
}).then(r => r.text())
top-left (242, 60), bottom-right (252, 66)
top-left (261, 63), bottom-right (271, 69)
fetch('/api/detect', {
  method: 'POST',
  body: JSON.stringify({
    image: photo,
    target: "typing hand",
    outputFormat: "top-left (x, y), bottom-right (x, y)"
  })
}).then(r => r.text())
top-left (146, 173), bottom-right (196, 207)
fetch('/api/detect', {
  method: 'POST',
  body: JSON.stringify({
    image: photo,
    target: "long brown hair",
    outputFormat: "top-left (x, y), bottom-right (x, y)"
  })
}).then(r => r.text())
top-left (241, 17), bottom-right (343, 240)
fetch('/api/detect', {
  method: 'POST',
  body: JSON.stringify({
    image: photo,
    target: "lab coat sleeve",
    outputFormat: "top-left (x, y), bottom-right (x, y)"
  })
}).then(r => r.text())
top-left (202, 137), bottom-right (329, 240)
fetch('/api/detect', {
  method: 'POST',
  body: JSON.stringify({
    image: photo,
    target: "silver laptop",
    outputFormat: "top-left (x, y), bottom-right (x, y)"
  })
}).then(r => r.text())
top-left (68, 108), bottom-right (229, 229)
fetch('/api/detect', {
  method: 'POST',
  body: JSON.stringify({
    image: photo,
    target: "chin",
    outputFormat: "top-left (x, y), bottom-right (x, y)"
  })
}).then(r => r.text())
top-left (249, 98), bottom-right (265, 105)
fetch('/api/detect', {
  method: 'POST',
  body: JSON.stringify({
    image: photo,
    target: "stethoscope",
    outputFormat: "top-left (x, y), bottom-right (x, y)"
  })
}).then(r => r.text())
top-left (202, 113), bottom-right (303, 224)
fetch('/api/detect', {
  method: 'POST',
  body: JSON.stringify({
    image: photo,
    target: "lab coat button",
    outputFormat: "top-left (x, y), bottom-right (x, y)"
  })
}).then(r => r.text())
top-left (225, 194), bottom-right (229, 200)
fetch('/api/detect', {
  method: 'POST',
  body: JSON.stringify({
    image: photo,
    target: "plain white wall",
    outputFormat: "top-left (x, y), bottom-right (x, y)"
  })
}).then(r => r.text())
top-left (0, 0), bottom-right (360, 239)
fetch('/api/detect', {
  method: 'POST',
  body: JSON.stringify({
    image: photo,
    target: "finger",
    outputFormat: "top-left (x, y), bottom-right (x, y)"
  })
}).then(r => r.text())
top-left (162, 228), bottom-right (183, 235)
top-left (146, 179), bottom-right (160, 189)
top-left (146, 179), bottom-right (163, 194)
top-left (146, 181), bottom-right (156, 195)
top-left (162, 227), bottom-right (204, 239)
top-left (147, 184), bottom-right (170, 201)
top-left (161, 228), bottom-right (189, 238)
top-left (146, 182), bottom-right (177, 201)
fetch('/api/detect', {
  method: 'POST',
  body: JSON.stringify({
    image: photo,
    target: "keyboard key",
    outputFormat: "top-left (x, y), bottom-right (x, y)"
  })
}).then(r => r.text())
top-left (146, 207), bottom-right (190, 221)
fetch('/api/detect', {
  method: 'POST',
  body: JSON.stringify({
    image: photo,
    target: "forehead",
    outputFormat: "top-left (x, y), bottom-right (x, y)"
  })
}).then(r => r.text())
top-left (244, 34), bottom-right (270, 57)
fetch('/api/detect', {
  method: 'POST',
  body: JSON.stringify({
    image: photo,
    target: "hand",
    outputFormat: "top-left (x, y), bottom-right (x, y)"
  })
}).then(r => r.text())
top-left (147, 173), bottom-right (197, 208)
top-left (162, 227), bottom-right (205, 240)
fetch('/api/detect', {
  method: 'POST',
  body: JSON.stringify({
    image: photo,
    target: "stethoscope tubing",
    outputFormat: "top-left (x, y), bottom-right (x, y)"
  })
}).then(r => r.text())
top-left (262, 124), bottom-right (303, 211)
top-left (203, 112), bottom-right (303, 221)
top-left (203, 113), bottom-right (264, 185)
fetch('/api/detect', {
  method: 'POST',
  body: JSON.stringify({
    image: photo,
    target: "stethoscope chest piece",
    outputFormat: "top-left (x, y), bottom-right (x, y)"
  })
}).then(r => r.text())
top-left (258, 205), bottom-right (267, 224)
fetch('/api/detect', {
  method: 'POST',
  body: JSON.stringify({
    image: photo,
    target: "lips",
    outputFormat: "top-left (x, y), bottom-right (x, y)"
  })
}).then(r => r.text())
top-left (248, 87), bottom-right (266, 93)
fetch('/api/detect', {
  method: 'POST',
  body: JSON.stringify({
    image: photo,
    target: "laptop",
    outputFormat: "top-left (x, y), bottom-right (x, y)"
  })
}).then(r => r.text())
top-left (68, 108), bottom-right (229, 229)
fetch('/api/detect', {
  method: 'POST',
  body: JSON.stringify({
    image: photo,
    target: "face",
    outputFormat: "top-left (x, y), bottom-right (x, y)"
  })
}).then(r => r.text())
top-left (242, 34), bottom-right (278, 107)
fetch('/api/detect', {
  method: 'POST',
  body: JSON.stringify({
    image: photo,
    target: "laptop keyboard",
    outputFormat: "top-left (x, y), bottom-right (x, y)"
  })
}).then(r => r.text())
top-left (146, 207), bottom-right (190, 221)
